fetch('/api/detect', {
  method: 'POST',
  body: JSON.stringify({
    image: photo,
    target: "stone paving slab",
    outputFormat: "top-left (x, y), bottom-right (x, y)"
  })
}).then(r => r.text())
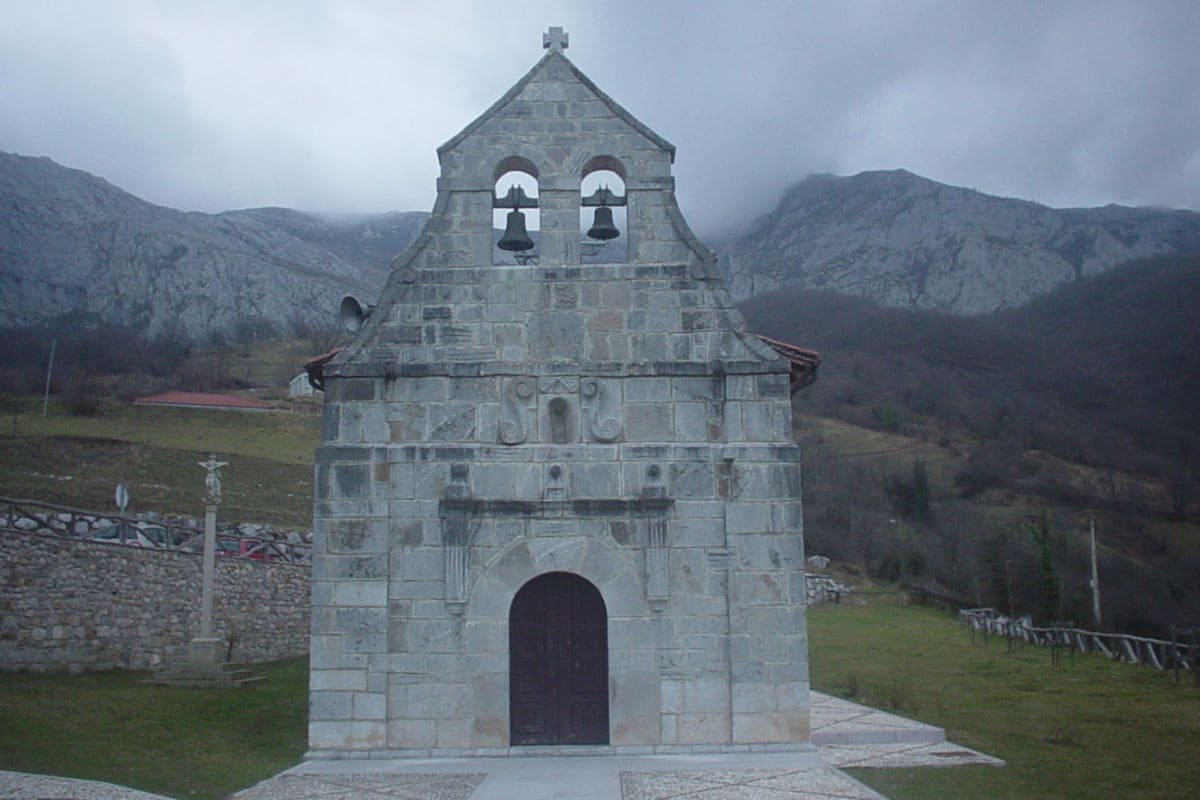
top-left (620, 767), bottom-right (885, 800)
top-left (810, 692), bottom-right (946, 745)
top-left (0, 771), bottom-right (172, 800)
top-left (274, 751), bottom-right (868, 800)
top-left (823, 742), bottom-right (1004, 770)
top-left (234, 771), bottom-right (486, 800)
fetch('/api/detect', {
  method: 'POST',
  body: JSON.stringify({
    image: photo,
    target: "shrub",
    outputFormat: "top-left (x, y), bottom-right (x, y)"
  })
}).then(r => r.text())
top-left (63, 373), bottom-right (103, 416)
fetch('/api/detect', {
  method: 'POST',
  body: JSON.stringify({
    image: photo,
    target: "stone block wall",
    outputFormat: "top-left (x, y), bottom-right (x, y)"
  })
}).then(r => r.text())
top-left (308, 39), bottom-right (810, 757)
top-left (0, 529), bottom-right (310, 672)
top-left (311, 260), bottom-right (809, 755)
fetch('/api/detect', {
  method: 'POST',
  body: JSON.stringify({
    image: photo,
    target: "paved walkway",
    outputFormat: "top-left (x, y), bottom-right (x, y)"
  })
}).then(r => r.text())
top-left (0, 693), bottom-right (1001, 800)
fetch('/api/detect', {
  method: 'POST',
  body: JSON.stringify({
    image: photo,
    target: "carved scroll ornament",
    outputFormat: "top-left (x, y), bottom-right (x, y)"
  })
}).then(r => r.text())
top-left (498, 377), bottom-right (536, 445)
top-left (580, 378), bottom-right (621, 442)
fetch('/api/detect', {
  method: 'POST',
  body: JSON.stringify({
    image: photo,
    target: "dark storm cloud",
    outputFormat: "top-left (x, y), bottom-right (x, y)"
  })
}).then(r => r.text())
top-left (2, 1), bottom-right (1197, 240)
top-left (577, 1), bottom-right (1200, 234)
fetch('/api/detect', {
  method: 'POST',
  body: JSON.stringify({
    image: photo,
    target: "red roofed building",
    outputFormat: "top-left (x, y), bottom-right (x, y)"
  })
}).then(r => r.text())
top-left (133, 391), bottom-right (273, 412)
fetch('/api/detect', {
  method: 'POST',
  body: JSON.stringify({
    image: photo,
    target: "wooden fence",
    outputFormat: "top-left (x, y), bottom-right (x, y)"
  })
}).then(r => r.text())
top-left (959, 607), bottom-right (1199, 681)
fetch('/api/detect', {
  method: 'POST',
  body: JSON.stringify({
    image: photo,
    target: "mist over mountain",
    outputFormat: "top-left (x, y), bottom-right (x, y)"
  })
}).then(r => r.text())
top-left (718, 169), bottom-right (1200, 313)
top-left (6, 152), bottom-right (1200, 342)
top-left (0, 151), bottom-right (425, 340)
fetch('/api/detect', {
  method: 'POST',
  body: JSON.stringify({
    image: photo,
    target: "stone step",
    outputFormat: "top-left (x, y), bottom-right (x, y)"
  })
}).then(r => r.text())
top-left (146, 663), bottom-right (266, 688)
top-left (228, 670), bottom-right (267, 687)
top-left (809, 692), bottom-right (946, 746)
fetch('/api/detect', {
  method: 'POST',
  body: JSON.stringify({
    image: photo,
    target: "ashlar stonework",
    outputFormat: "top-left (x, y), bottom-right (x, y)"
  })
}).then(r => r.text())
top-left (309, 30), bottom-right (810, 758)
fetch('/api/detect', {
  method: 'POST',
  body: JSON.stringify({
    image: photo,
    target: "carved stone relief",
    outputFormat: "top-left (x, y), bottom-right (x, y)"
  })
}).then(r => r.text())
top-left (498, 376), bottom-right (624, 445)
top-left (548, 397), bottom-right (572, 444)
top-left (545, 463), bottom-right (567, 501)
top-left (539, 377), bottom-right (578, 395)
top-left (442, 463), bottom-right (472, 613)
top-left (498, 377), bottom-right (536, 445)
top-left (646, 515), bottom-right (669, 606)
top-left (643, 463), bottom-right (668, 606)
top-left (580, 377), bottom-right (622, 442)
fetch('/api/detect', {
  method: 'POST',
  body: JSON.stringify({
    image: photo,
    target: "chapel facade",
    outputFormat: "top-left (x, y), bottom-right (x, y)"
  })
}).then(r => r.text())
top-left (308, 29), bottom-right (810, 757)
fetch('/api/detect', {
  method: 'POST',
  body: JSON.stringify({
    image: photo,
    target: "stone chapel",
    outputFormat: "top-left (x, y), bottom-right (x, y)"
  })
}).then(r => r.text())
top-left (308, 28), bottom-right (810, 758)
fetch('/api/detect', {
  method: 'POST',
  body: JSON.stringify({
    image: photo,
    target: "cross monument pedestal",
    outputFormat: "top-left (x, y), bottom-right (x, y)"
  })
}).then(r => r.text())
top-left (150, 455), bottom-right (262, 687)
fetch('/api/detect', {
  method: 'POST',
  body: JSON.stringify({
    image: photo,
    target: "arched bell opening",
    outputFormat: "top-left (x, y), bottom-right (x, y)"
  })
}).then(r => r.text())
top-left (509, 571), bottom-right (609, 745)
top-left (493, 160), bottom-right (540, 265)
top-left (580, 160), bottom-right (627, 264)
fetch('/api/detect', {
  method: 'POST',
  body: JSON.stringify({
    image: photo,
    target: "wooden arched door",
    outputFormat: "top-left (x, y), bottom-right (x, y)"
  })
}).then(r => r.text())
top-left (509, 572), bottom-right (609, 745)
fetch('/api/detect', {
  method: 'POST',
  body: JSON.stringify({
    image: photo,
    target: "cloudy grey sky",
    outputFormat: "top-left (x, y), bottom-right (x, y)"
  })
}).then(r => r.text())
top-left (3, 0), bottom-right (1198, 237)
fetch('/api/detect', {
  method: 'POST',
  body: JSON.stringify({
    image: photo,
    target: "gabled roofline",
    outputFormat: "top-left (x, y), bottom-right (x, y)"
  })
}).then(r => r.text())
top-left (437, 50), bottom-right (676, 162)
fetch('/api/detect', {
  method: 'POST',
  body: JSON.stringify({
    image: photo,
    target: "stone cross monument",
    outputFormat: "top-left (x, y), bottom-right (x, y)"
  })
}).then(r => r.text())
top-left (176, 454), bottom-right (229, 678)
top-left (308, 29), bottom-right (810, 757)
top-left (152, 454), bottom-right (251, 687)
top-left (197, 454), bottom-right (226, 640)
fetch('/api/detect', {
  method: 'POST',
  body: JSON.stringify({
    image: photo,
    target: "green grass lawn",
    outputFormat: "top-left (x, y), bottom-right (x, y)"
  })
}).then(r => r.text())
top-left (2, 605), bottom-right (1196, 799)
top-left (0, 401), bottom-right (318, 527)
top-left (0, 658), bottom-right (308, 800)
top-left (809, 602), bottom-right (1200, 799)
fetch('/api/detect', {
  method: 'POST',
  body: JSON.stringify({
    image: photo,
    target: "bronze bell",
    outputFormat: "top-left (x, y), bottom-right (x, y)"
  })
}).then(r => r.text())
top-left (498, 209), bottom-right (535, 252)
top-left (587, 204), bottom-right (620, 240)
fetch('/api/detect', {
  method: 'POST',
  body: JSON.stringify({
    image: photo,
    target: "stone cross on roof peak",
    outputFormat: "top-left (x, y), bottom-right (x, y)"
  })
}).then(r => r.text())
top-left (543, 26), bottom-right (568, 53)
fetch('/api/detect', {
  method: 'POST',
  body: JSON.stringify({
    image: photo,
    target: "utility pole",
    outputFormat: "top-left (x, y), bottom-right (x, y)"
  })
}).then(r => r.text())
top-left (1089, 517), bottom-right (1102, 629)
top-left (41, 338), bottom-right (56, 417)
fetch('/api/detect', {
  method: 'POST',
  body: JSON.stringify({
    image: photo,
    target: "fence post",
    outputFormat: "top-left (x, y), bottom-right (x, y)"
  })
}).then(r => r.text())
top-left (1194, 631), bottom-right (1200, 687)
top-left (1171, 629), bottom-right (1180, 684)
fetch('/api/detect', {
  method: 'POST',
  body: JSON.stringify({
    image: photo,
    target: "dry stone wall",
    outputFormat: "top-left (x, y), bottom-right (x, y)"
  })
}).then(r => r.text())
top-left (0, 529), bottom-right (310, 672)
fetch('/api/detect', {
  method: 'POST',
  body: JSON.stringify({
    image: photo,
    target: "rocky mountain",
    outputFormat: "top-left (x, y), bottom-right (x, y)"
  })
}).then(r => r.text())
top-left (0, 151), bottom-right (425, 339)
top-left (718, 169), bottom-right (1200, 313)
top-left (8, 153), bottom-right (1200, 336)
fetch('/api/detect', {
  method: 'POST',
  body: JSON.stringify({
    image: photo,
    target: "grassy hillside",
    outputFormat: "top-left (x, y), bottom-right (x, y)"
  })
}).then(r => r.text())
top-left (743, 254), bottom-right (1200, 636)
top-left (3, 316), bottom-right (1197, 634)
top-left (810, 602), bottom-right (1200, 799)
top-left (796, 410), bottom-right (1200, 638)
top-left (743, 252), bottom-right (1200, 497)
top-left (0, 399), bottom-right (318, 528)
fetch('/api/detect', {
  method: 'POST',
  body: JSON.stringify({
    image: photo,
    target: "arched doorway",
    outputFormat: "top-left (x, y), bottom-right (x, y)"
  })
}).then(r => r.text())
top-left (509, 572), bottom-right (609, 745)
